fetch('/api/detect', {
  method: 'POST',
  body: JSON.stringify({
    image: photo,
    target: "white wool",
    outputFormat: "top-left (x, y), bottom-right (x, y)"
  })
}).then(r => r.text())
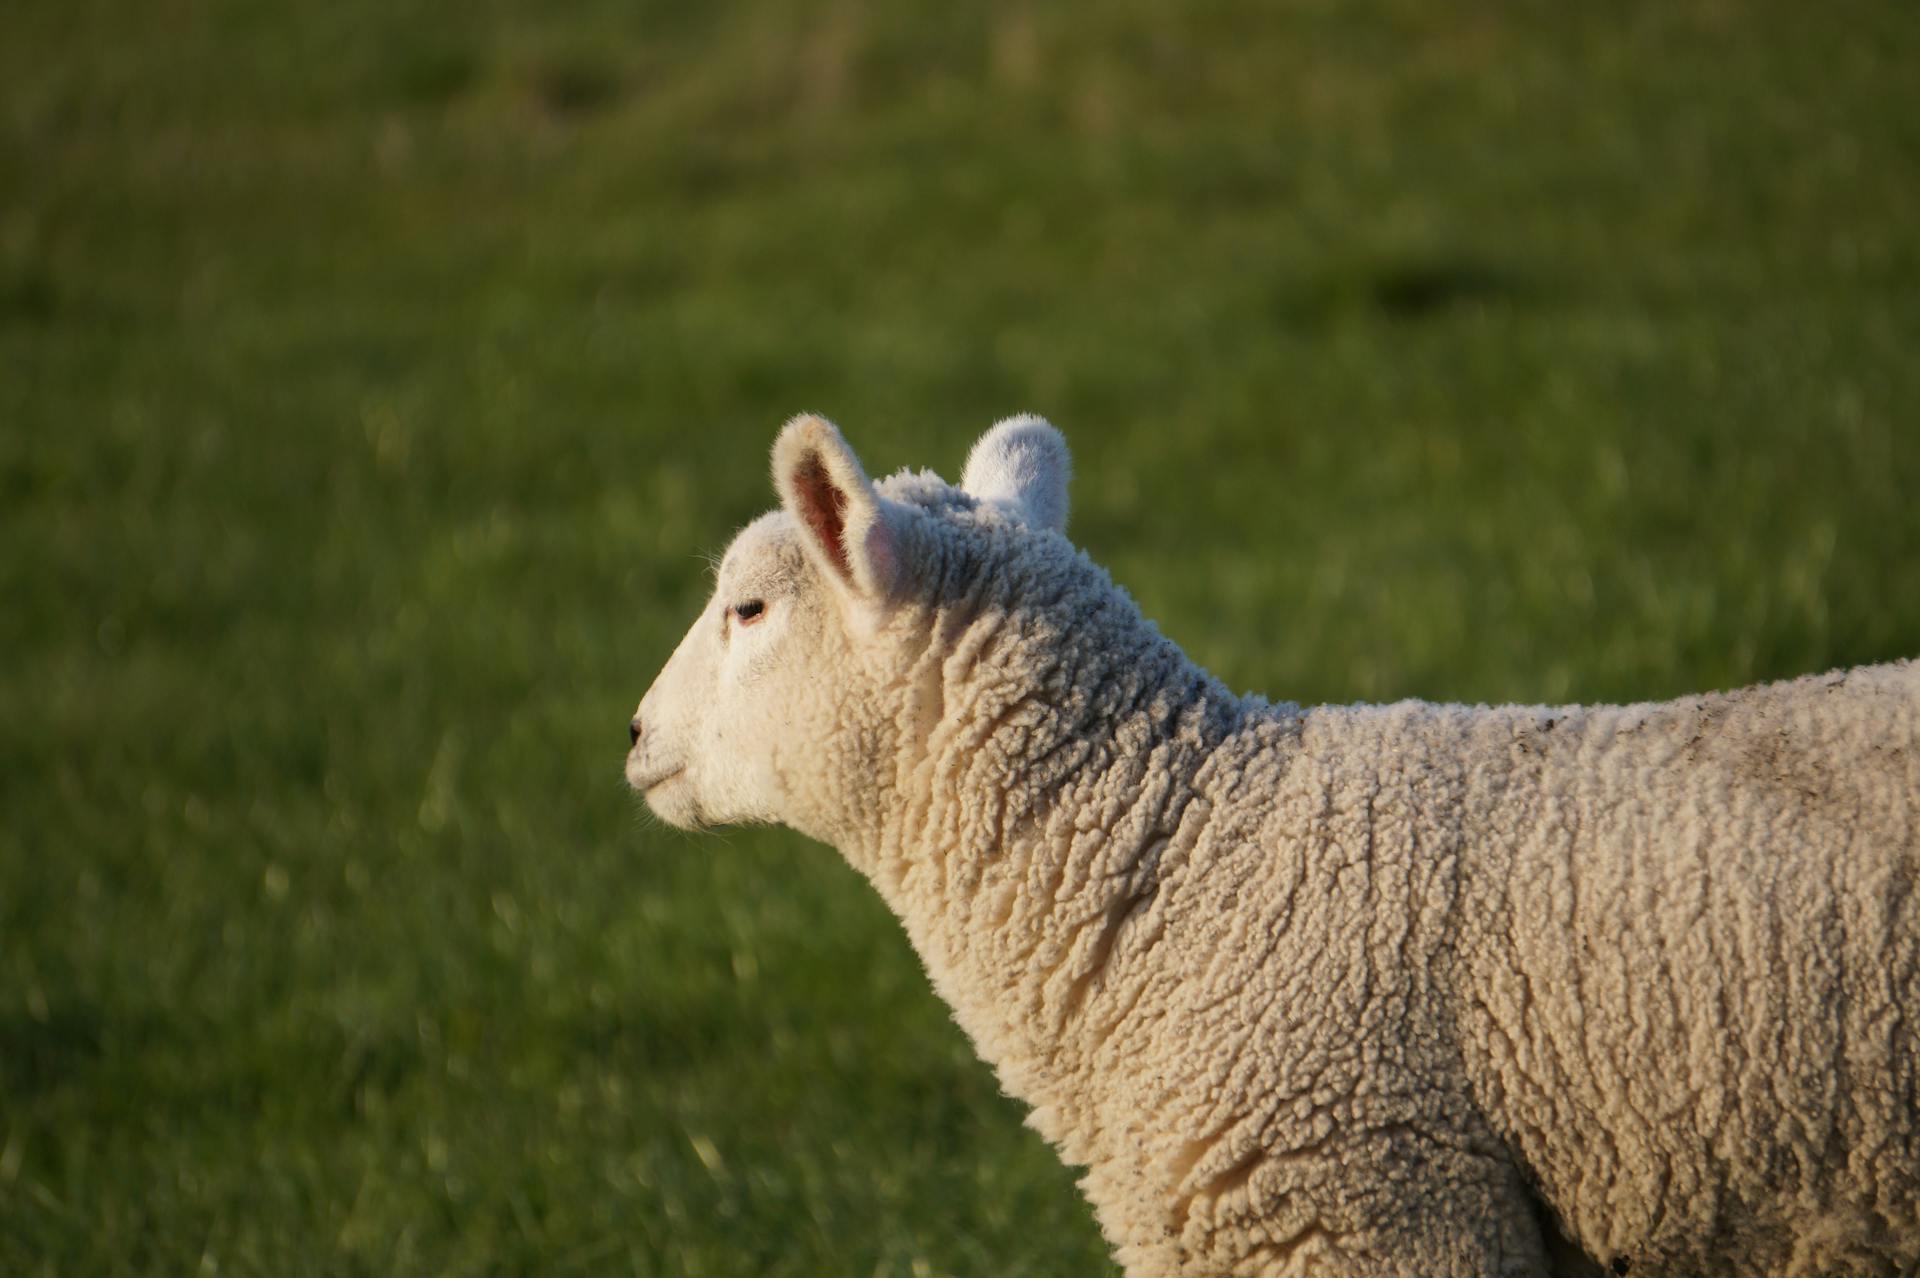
top-left (629, 415), bottom-right (1920, 1277)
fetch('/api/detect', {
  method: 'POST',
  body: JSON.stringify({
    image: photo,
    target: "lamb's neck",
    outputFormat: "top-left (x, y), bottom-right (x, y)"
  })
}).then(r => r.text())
top-left (858, 591), bottom-right (1249, 1120)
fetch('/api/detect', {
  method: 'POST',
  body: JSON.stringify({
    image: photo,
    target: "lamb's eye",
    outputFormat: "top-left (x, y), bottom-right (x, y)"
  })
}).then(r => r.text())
top-left (732, 599), bottom-right (766, 625)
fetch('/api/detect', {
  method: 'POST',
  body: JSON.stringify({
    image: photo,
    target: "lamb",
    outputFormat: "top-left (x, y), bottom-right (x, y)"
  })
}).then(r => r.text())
top-left (624, 413), bottom-right (1920, 1277)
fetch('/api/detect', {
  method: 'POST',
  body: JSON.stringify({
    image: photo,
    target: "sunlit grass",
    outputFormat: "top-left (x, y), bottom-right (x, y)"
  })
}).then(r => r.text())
top-left (3, 1), bottom-right (1918, 1273)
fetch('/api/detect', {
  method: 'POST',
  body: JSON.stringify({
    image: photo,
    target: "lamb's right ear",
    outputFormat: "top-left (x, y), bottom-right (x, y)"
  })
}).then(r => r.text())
top-left (772, 414), bottom-right (900, 602)
top-left (961, 415), bottom-right (1071, 533)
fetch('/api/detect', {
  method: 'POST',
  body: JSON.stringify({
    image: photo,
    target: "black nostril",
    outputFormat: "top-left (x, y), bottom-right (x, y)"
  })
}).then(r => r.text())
top-left (629, 718), bottom-right (642, 748)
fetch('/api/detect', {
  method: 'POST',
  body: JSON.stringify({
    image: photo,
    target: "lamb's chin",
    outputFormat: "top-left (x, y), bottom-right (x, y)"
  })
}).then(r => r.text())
top-left (641, 773), bottom-right (705, 830)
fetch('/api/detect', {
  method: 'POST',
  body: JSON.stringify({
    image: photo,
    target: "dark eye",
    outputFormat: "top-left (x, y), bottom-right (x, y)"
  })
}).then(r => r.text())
top-left (732, 599), bottom-right (766, 625)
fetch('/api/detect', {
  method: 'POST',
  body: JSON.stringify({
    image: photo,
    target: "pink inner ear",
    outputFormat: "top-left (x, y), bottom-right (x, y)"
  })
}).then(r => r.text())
top-left (793, 451), bottom-right (852, 580)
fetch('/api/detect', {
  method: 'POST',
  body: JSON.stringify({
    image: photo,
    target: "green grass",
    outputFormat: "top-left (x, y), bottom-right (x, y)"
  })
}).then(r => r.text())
top-left (4, 1), bottom-right (1920, 1273)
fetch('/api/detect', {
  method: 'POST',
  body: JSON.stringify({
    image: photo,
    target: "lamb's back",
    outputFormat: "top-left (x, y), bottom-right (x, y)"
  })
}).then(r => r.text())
top-left (1451, 659), bottom-right (1920, 1274)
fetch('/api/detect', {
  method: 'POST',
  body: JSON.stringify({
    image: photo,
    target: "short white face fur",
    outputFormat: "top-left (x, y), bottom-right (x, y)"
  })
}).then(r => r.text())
top-left (626, 413), bottom-right (1071, 841)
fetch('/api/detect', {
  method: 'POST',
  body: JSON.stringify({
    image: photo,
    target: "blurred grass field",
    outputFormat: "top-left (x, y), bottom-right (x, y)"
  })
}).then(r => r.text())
top-left (4, 1), bottom-right (1920, 1273)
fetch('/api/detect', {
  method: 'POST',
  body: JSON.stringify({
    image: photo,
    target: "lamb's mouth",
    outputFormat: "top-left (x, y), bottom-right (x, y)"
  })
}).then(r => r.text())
top-left (628, 764), bottom-right (687, 794)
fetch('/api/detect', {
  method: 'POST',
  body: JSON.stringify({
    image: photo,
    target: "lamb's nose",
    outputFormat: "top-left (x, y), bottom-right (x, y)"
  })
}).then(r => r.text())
top-left (629, 718), bottom-right (642, 748)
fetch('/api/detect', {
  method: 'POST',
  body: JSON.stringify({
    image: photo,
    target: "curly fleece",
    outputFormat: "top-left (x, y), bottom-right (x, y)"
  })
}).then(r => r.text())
top-left (630, 417), bottom-right (1920, 1277)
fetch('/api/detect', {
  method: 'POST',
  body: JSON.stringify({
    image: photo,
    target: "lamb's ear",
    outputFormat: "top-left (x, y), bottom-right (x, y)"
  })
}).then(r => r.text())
top-left (772, 414), bottom-right (900, 601)
top-left (961, 415), bottom-right (1071, 533)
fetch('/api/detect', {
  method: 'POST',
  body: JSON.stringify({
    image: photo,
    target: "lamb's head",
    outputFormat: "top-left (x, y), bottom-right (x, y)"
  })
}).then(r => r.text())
top-left (626, 413), bottom-right (1073, 842)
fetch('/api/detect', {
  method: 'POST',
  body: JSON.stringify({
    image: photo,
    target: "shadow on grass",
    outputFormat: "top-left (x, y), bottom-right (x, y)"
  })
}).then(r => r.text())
top-left (531, 56), bottom-right (623, 120)
top-left (1367, 259), bottom-right (1529, 318)
top-left (0, 264), bottom-right (56, 326)
top-left (1278, 254), bottom-right (1543, 326)
top-left (0, 1005), bottom-right (104, 1096)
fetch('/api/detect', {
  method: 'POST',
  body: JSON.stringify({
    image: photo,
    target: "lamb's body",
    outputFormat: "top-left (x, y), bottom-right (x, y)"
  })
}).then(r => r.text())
top-left (884, 602), bottom-right (1919, 1273)
top-left (629, 416), bottom-right (1920, 1275)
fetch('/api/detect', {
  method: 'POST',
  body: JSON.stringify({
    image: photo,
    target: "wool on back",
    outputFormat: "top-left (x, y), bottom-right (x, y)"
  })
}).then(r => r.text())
top-left (1452, 660), bottom-right (1920, 1274)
